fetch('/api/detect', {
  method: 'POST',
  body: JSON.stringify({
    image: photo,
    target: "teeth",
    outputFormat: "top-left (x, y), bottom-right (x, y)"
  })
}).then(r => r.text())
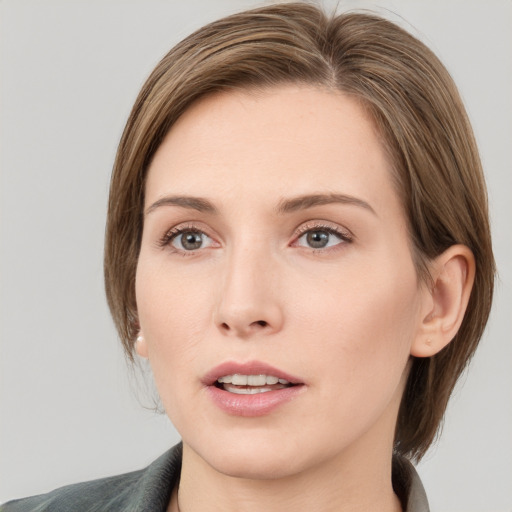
top-left (232, 374), bottom-right (248, 385)
top-left (217, 374), bottom-right (290, 385)
top-left (247, 375), bottom-right (265, 386)
top-left (223, 384), bottom-right (274, 395)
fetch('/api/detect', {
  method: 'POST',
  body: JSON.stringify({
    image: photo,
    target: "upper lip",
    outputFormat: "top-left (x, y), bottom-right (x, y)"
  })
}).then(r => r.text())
top-left (202, 361), bottom-right (303, 386)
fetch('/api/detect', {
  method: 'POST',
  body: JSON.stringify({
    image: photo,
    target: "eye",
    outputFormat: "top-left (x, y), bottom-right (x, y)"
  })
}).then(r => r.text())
top-left (298, 229), bottom-right (340, 249)
top-left (294, 224), bottom-right (351, 250)
top-left (167, 229), bottom-right (214, 251)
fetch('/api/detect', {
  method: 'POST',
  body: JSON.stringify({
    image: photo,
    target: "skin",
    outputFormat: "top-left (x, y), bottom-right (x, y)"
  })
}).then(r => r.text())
top-left (135, 85), bottom-right (473, 512)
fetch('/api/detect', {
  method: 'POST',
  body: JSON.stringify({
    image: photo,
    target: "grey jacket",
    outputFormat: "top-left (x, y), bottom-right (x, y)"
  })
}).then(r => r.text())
top-left (1, 444), bottom-right (430, 511)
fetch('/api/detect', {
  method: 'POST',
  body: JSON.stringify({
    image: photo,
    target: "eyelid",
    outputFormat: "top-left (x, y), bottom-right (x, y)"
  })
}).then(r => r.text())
top-left (157, 222), bottom-right (220, 252)
top-left (293, 220), bottom-right (353, 242)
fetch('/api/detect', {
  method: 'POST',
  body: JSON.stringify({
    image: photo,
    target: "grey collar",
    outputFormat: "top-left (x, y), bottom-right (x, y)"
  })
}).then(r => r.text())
top-left (393, 454), bottom-right (430, 512)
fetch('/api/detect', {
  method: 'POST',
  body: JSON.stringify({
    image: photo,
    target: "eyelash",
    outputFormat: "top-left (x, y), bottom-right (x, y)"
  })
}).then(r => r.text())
top-left (157, 221), bottom-right (353, 254)
top-left (293, 222), bottom-right (353, 250)
top-left (157, 224), bottom-right (207, 250)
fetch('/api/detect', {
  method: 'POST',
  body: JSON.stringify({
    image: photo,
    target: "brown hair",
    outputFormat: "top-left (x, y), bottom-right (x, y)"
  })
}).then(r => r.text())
top-left (104, 2), bottom-right (494, 461)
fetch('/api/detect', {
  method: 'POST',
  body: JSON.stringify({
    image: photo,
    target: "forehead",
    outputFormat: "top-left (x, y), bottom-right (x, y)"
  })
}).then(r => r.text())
top-left (145, 85), bottom-right (399, 218)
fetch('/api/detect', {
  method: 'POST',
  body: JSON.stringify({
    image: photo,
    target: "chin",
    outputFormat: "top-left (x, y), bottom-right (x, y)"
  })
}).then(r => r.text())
top-left (210, 449), bottom-right (301, 480)
top-left (188, 430), bottom-right (315, 480)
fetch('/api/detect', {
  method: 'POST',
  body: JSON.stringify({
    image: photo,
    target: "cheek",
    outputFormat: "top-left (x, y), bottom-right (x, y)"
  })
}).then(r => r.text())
top-left (296, 256), bottom-right (421, 392)
top-left (293, 272), bottom-right (420, 447)
top-left (135, 258), bottom-right (210, 368)
top-left (135, 259), bottom-right (209, 423)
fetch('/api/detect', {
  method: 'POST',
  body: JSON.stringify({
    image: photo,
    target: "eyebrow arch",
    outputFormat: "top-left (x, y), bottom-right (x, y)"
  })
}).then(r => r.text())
top-left (276, 193), bottom-right (377, 216)
top-left (145, 195), bottom-right (217, 215)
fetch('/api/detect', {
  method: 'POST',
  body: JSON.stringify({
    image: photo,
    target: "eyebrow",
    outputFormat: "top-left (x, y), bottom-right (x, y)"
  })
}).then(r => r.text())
top-left (145, 192), bottom-right (376, 217)
top-left (145, 195), bottom-right (217, 215)
top-left (276, 193), bottom-right (376, 216)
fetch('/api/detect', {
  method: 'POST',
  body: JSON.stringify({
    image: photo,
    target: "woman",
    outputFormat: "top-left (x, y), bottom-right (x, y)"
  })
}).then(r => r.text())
top-left (2, 3), bottom-right (495, 511)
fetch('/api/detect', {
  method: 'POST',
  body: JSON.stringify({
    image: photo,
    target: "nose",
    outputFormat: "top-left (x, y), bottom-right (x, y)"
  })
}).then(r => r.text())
top-left (213, 245), bottom-right (284, 338)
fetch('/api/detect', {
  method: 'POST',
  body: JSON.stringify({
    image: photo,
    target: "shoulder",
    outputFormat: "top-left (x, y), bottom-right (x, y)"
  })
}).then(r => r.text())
top-left (1, 470), bottom-right (144, 512)
top-left (1, 444), bottom-right (182, 512)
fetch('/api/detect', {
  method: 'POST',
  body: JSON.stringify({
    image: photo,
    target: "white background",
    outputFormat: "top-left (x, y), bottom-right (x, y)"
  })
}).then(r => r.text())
top-left (1, 1), bottom-right (511, 510)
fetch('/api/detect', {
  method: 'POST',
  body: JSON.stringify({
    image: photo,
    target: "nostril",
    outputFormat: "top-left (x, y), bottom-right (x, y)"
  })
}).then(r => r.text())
top-left (217, 319), bottom-right (272, 334)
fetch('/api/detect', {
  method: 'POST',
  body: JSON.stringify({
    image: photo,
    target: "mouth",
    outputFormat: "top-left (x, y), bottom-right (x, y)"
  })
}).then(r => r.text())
top-left (202, 361), bottom-right (304, 416)
top-left (215, 373), bottom-right (294, 395)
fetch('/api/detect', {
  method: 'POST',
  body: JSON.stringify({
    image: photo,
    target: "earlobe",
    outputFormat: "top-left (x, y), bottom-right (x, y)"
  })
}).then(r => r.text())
top-left (135, 333), bottom-right (149, 358)
top-left (411, 245), bottom-right (475, 358)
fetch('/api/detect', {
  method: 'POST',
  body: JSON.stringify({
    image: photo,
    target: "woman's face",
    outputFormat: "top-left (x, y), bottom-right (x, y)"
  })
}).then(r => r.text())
top-left (136, 85), bottom-right (429, 479)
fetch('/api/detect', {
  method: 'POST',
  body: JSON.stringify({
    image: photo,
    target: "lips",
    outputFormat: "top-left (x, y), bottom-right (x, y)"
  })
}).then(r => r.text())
top-left (203, 361), bottom-right (302, 387)
top-left (203, 361), bottom-right (305, 417)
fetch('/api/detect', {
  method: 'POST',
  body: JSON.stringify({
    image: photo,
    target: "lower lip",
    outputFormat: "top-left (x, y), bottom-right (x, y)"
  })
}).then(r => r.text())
top-left (206, 385), bottom-right (305, 417)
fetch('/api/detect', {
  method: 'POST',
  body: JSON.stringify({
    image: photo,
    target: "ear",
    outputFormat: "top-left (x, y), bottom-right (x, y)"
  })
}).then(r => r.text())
top-left (411, 245), bottom-right (475, 358)
top-left (135, 332), bottom-right (149, 359)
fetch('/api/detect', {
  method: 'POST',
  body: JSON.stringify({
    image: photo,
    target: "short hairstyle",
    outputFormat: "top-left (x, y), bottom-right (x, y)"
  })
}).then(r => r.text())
top-left (104, 2), bottom-right (495, 461)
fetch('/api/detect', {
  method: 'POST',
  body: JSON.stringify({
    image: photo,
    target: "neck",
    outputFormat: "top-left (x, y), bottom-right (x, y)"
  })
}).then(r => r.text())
top-left (172, 439), bottom-right (402, 512)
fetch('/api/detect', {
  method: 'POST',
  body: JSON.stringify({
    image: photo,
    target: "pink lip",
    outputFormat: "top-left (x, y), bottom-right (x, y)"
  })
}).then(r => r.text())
top-left (203, 360), bottom-right (306, 417)
top-left (202, 360), bottom-right (303, 386)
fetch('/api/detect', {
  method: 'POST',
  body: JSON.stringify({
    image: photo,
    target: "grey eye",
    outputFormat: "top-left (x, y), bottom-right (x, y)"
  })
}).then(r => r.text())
top-left (296, 228), bottom-right (345, 249)
top-left (306, 231), bottom-right (330, 248)
top-left (172, 231), bottom-right (210, 251)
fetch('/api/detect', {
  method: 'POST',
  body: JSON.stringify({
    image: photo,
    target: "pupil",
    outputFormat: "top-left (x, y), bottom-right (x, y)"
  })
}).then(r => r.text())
top-left (307, 231), bottom-right (329, 248)
top-left (181, 232), bottom-right (202, 250)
